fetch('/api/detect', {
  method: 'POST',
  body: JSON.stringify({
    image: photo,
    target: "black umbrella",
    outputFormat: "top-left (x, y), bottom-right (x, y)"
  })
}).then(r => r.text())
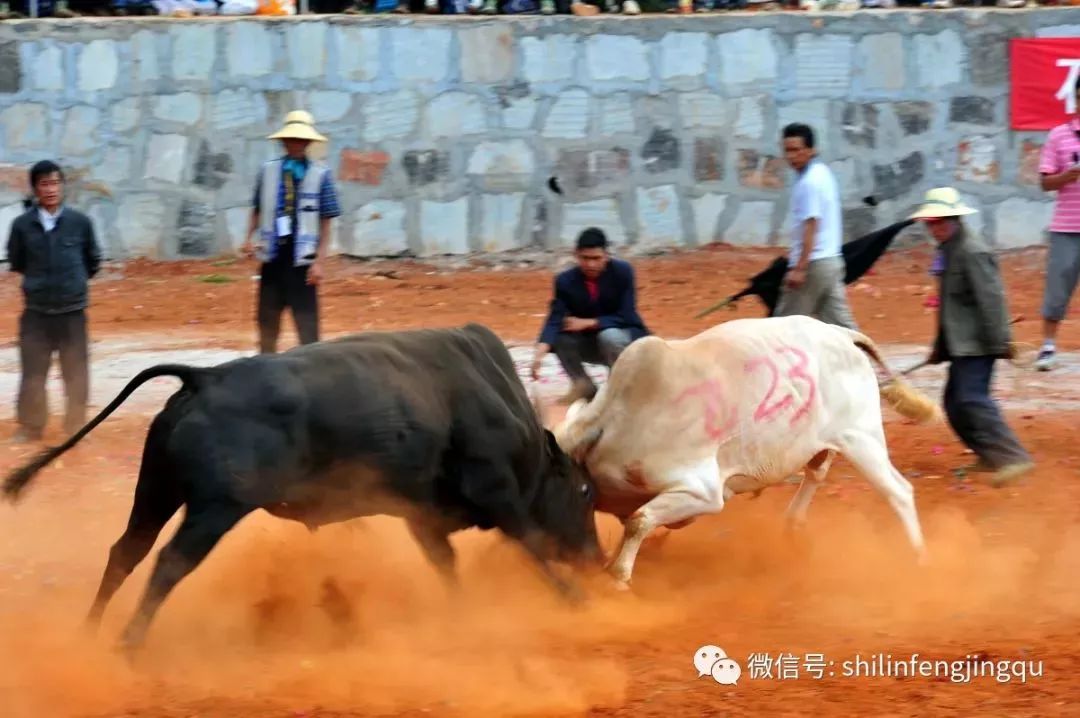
top-left (694, 217), bottom-right (916, 319)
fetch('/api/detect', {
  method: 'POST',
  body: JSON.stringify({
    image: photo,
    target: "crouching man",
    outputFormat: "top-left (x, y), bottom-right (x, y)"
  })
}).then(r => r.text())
top-left (530, 228), bottom-right (649, 403)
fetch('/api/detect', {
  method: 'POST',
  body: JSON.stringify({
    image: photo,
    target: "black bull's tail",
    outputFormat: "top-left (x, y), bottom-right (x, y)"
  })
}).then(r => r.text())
top-left (2, 364), bottom-right (205, 502)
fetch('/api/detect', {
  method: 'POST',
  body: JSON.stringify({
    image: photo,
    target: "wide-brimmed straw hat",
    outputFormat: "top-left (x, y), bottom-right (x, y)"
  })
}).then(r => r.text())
top-left (267, 110), bottom-right (327, 143)
top-left (909, 187), bottom-right (978, 220)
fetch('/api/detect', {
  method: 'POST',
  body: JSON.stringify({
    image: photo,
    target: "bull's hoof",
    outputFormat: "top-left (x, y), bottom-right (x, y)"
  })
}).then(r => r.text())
top-left (609, 577), bottom-right (632, 593)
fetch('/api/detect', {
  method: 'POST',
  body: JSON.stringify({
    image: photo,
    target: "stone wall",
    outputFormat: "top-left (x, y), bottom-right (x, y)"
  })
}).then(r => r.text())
top-left (0, 11), bottom-right (1075, 261)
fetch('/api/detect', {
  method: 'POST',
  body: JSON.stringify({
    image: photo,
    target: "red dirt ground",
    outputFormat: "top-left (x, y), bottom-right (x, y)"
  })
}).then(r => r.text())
top-left (1, 243), bottom-right (1078, 717)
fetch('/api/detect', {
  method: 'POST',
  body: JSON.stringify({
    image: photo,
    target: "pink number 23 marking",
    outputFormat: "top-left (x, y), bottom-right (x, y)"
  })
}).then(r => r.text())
top-left (745, 346), bottom-right (816, 425)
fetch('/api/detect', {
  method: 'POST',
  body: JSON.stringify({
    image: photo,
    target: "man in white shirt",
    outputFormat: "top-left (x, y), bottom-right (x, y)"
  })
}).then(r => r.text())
top-left (774, 123), bottom-right (858, 330)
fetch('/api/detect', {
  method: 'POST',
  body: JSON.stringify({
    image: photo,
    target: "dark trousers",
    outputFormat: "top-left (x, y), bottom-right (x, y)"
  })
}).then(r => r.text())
top-left (257, 261), bottom-right (319, 354)
top-left (553, 328), bottom-right (632, 393)
top-left (944, 356), bottom-right (1031, 469)
top-left (17, 309), bottom-right (89, 436)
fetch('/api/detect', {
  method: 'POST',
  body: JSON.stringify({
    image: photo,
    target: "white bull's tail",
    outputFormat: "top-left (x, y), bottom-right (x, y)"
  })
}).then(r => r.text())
top-left (843, 328), bottom-right (943, 425)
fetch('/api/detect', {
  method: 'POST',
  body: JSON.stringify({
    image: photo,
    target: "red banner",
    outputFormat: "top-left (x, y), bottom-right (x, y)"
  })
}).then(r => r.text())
top-left (1010, 38), bottom-right (1080, 131)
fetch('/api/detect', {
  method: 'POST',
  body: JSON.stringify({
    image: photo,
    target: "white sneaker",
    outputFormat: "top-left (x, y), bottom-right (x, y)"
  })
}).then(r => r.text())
top-left (1034, 348), bottom-right (1056, 372)
top-left (623, 0), bottom-right (641, 12)
top-left (995, 0), bottom-right (1025, 6)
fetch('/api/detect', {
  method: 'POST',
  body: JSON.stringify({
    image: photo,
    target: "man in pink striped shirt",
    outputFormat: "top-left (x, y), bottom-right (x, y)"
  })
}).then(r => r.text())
top-left (1037, 76), bottom-right (1080, 371)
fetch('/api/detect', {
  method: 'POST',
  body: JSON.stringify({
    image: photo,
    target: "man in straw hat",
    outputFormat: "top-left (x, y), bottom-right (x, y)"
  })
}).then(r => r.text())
top-left (911, 187), bottom-right (1034, 487)
top-left (242, 110), bottom-right (341, 354)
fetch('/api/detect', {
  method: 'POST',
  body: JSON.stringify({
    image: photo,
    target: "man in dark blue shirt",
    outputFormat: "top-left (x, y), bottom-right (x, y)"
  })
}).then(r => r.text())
top-left (530, 227), bottom-right (649, 402)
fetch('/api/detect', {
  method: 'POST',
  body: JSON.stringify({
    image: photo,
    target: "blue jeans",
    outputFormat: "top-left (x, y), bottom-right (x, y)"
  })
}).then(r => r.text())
top-left (944, 356), bottom-right (1030, 469)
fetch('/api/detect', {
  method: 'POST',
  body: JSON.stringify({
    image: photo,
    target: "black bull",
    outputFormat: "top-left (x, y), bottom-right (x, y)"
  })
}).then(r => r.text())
top-left (2, 323), bottom-right (602, 651)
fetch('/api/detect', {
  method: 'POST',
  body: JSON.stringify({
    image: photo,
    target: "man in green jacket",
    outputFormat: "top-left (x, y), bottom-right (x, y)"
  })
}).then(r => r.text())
top-left (911, 187), bottom-right (1033, 487)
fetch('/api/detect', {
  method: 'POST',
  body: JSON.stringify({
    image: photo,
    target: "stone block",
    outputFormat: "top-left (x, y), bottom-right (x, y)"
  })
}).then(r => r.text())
top-left (93, 147), bottom-right (132, 188)
top-left (223, 206), bottom-right (250, 251)
top-left (679, 92), bottom-right (725, 129)
top-left (842, 207), bottom-right (876, 244)
top-left (636, 185), bottom-right (682, 248)
top-left (555, 148), bottom-right (631, 194)
top-left (0, 42), bottom-right (19, 94)
top-left (829, 158), bottom-right (858, 202)
top-left (500, 86), bottom-right (538, 131)
top-left (694, 138), bottom-right (725, 183)
top-left (0, 164), bottom-right (28, 194)
top-left (660, 33), bottom-right (708, 89)
top-left (968, 30), bottom-right (1008, 88)
top-left (363, 91), bottom-right (419, 143)
top-left (1037, 25), bottom-right (1080, 39)
top-left (192, 141), bottom-right (234, 190)
top-left (692, 194), bottom-right (728, 245)
top-left (794, 35), bottom-right (853, 98)
top-left (841, 103), bottom-right (878, 149)
top-left (949, 96), bottom-right (995, 126)
top-left (117, 194), bottom-right (167, 255)
top-left (420, 199), bottom-right (469, 255)
top-left (857, 34), bottom-right (904, 91)
top-left (467, 141), bottom-right (534, 189)
top-left (543, 89), bottom-right (589, 140)
top-left (227, 23), bottom-right (273, 77)
top-left (133, 31), bottom-right (160, 85)
top-left (308, 91), bottom-right (352, 123)
top-left (144, 134), bottom-right (189, 185)
top-left (32, 43), bottom-right (63, 91)
top-left (872, 152), bottom-right (925, 201)
top-left (561, 199), bottom-right (626, 247)
top-left (723, 201), bottom-right (774, 246)
top-left (894, 101), bottom-right (933, 136)
top-left (637, 95), bottom-right (678, 132)
top-left (521, 35), bottom-right (577, 84)
top-left (460, 26), bottom-right (514, 84)
top-left (1, 104), bottom-right (49, 151)
top-left (717, 29), bottom-right (778, 87)
top-left (77, 40), bottom-right (118, 92)
top-left (176, 199), bottom-right (215, 257)
top-left (339, 149), bottom-right (389, 185)
top-left (586, 35), bottom-right (649, 83)
top-left (737, 150), bottom-right (785, 191)
top-left (60, 106), bottom-right (101, 157)
top-left (171, 26), bottom-right (215, 82)
top-left (478, 194), bottom-right (525, 252)
top-left (111, 99), bottom-right (140, 134)
top-left (597, 94), bottom-right (635, 136)
top-left (287, 22), bottom-right (327, 80)
top-left (336, 26), bottom-right (381, 82)
top-left (353, 200), bottom-right (409, 256)
top-left (213, 89), bottom-right (267, 131)
top-left (1019, 140), bottom-right (1043, 186)
top-left (734, 96), bottom-right (766, 140)
top-left (403, 150), bottom-right (451, 187)
top-left (955, 135), bottom-right (999, 184)
top-left (391, 28), bottom-right (452, 84)
top-left (641, 129), bottom-right (680, 175)
top-left (914, 31), bottom-right (964, 89)
top-left (153, 93), bottom-right (203, 126)
top-left (995, 198), bottom-right (1054, 249)
top-left (427, 92), bottom-right (487, 139)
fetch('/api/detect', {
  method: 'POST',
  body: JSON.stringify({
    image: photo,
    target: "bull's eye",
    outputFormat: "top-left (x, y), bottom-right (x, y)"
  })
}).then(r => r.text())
top-left (580, 483), bottom-right (591, 498)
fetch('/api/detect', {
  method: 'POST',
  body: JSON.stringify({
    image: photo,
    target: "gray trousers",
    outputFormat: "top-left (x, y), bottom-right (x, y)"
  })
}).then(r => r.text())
top-left (553, 327), bottom-right (632, 395)
top-left (1041, 231), bottom-right (1080, 322)
top-left (774, 255), bottom-right (858, 330)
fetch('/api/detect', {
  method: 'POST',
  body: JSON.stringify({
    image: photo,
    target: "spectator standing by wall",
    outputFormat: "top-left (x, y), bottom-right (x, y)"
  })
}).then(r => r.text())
top-left (241, 111), bottom-right (341, 354)
top-left (1034, 76), bottom-right (1080, 371)
top-left (774, 122), bottom-right (859, 330)
top-left (5, 161), bottom-right (102, 443)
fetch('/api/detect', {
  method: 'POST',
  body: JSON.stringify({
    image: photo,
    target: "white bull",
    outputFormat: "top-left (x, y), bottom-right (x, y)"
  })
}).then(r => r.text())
top-left (550, 315), bottom-right (940, 589)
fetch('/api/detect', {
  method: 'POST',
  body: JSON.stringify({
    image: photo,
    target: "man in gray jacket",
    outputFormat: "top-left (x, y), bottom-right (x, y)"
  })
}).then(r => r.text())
top-left (912, 187), bottom-right (1033, 487)
top-left (6, 160), bottom-right (102, 443)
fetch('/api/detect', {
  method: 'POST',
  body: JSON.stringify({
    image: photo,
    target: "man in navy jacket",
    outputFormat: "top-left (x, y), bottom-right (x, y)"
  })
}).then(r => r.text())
top-left (530, 227), bottom-right (649, 402)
